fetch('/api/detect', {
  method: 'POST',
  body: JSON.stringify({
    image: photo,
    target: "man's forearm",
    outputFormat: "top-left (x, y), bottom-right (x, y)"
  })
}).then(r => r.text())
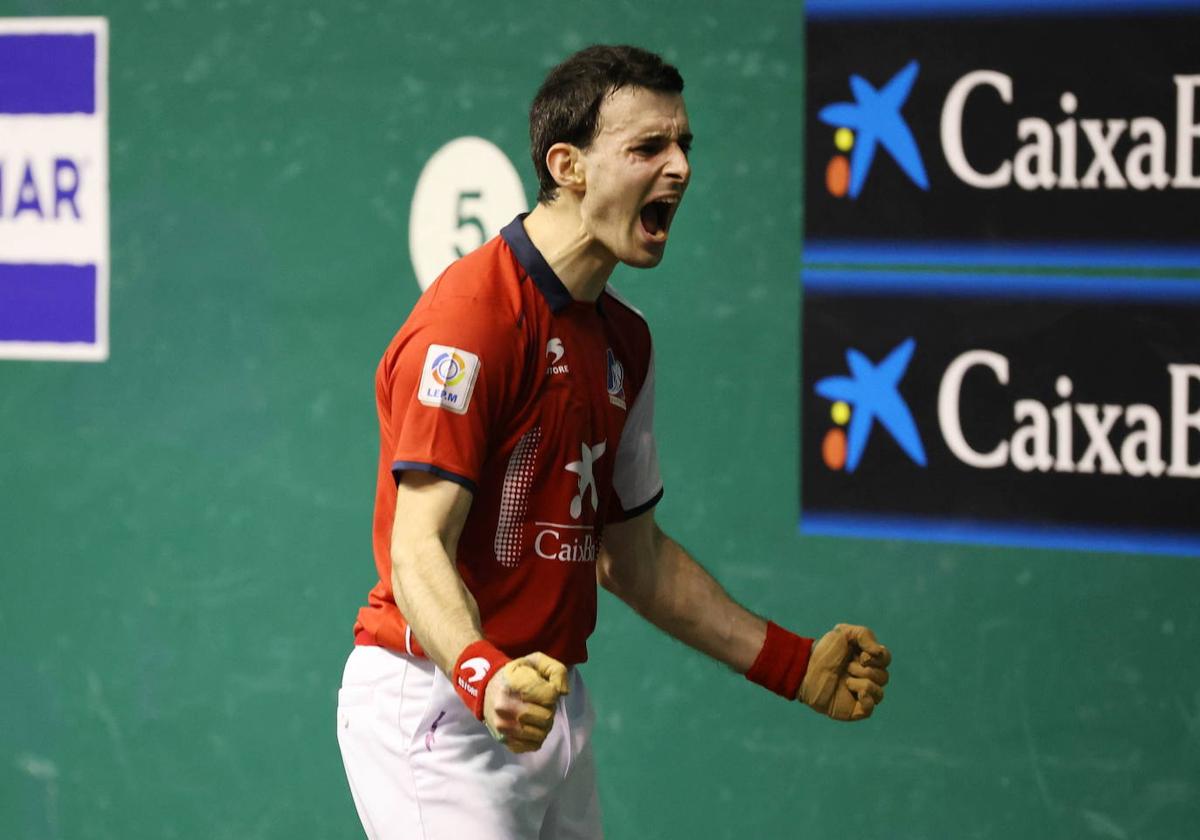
top-left (604, 529), bottom-right (767, 674)
top-left (390, 533), bottom-right (484, 676)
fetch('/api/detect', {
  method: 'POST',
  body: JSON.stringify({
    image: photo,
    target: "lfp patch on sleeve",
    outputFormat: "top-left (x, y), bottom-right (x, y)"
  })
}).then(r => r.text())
top-left (418, 344), bottom-right (481, 414)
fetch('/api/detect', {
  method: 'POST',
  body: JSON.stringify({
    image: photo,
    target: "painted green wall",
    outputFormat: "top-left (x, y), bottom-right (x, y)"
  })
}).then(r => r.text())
top-left (2, 1), bottom-right (1197, 838)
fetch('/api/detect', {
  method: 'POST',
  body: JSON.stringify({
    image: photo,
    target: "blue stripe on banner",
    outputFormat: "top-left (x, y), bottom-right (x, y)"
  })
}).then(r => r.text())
top-left (802, 240), bottom-right (1200, 271)
top-left (806, 0), bottom-right (1200, 21)
top-left (800, 512), bottom-right (1200, 557)
top-left (0, 34), bottom-right (96, 115)
top-left (0, 264), bottom-right (97, 343)
top-left (801, 268), bottom-right (1200, 302)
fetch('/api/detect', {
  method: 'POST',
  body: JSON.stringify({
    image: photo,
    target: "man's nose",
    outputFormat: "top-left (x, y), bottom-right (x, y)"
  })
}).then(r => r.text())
top-left (665, 143), bottom-right (691, 185)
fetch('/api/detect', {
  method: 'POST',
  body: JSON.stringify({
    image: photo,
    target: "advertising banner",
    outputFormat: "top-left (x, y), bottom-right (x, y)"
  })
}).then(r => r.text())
top-left (0, 18), bottom-right (109, 361)
top-left (801, 270), bottom-right (1200, 555)
top-left (805, 0), bottom-right (1200, 268)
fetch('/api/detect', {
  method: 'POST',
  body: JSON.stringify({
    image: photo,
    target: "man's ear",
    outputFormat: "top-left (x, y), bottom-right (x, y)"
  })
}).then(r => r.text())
top-left (546, 142), bottom-right (585, 193)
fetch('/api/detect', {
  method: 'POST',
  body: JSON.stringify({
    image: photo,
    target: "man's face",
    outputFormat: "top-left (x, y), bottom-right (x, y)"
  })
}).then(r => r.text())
top-left (576, 86), bottom-right (692, 268)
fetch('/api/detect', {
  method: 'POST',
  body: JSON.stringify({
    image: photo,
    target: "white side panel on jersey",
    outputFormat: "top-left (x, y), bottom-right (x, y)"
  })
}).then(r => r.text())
top-left (602, 283), bottom-right (644, 319)
top-left (612, 351), bottom-right (662, 514)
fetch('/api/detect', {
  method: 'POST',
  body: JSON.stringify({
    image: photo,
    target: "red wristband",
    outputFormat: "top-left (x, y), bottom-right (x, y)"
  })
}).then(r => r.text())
top-left (745, 621), bottom-right (815, 700)
top-left (452, 640), bottom-right (510, 720)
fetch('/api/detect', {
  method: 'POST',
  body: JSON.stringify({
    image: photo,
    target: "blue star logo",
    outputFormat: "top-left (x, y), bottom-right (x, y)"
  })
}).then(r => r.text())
top-left (818, 60), bottom-right (929, 198)
top-left (815, 338), bottom-right (927, 473)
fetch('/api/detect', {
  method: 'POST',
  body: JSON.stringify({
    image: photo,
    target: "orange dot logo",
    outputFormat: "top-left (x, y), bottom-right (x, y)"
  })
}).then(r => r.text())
top-left (821, 401), bottom-right (852, 470)
top-left (826, 155), bottom-right (850, 198)
top-left (826, 128), bottom-right (855, 198)
top-left (822, 428), bottom-right (847, 470)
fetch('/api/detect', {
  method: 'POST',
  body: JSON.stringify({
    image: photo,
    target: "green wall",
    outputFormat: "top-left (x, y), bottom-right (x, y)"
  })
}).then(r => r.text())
top-left (2, 1), bottom-right (1197, 838)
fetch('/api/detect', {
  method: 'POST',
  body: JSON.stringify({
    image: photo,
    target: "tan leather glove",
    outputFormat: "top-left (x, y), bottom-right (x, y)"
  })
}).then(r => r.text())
top-left (798, 624), bottom-right (891, 721)
top-left (483, 652), bottom-right (570, 753)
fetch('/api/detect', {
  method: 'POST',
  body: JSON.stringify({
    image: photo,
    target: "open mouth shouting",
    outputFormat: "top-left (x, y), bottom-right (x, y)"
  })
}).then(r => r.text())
top-left (638, 194), bottom-right (681, 244)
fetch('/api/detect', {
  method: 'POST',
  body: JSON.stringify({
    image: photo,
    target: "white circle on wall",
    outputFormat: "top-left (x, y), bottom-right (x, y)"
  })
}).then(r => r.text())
top-left (409, 136), bottom-right (529, 291)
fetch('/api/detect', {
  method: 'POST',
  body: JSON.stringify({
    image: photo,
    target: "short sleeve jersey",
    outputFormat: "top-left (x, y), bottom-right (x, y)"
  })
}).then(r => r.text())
top-left (353, 215), bottom-right (662, 665)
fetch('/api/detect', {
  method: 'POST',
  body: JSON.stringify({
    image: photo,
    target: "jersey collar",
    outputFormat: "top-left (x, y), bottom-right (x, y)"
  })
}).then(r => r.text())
top-left (501, 214), bottom-right (574, 314)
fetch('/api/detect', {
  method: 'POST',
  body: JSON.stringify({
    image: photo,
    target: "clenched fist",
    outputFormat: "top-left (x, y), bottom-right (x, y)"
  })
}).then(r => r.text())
top-left (798, 624), bottom-right (890, 721)
top-left (483, 652), bottom-right (570, 753)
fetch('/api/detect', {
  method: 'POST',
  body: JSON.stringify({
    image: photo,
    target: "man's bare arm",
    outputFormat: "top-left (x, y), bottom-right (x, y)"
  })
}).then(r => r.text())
top-left (390, 471), bottom-right (481, 674)
top-left (597, 509), bottom-right (767, 672)
top-left (390, 471), bottom-right (569, 750)
top-left (598, 509), bottom-right (891, 719)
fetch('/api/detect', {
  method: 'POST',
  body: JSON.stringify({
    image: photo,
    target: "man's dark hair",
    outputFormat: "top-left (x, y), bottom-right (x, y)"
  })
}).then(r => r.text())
top-left (529, 45), bottom-right (684, 204)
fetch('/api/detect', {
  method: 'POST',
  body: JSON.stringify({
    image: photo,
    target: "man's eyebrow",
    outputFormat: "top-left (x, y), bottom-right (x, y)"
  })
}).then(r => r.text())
top-left (634, 131), bottom-right (695, 147)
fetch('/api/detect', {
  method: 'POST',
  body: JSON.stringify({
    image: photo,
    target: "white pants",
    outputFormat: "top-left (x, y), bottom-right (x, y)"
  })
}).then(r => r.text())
top-left (336, 646), bottom-right (603, 840)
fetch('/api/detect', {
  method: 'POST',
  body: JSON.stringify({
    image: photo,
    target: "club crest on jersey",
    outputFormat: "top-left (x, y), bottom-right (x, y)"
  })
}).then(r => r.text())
top-left (606, 348), bottom-right (626, 409)
top-left (546, 337), bottom-right (569, 375)
top-left (419, 344), bottom-right (481, 414)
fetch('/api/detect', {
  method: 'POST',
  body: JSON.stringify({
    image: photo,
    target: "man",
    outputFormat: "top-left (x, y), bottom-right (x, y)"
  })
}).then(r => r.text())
top-left (337, 44), bottom-right (891, 840)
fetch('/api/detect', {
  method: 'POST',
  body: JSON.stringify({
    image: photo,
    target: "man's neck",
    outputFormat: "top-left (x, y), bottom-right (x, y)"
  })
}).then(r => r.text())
top-left (522, 202), bottom-right (617, 304)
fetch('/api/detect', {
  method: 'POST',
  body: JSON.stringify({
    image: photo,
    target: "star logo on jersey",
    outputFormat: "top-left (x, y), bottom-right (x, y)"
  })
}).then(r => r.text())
top-left (817, 60), bottom-right (929, 199)
top-left (814, 338), bottom-right (927, 473)
top-left (566, 440), bottom-right (607, 519)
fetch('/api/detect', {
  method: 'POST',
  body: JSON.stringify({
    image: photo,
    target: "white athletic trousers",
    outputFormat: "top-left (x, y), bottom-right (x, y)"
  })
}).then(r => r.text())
top-left (336, 645), bottom-right (602, 840)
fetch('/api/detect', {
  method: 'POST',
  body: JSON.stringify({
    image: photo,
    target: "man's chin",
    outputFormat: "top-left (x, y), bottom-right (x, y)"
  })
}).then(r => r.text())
top-left (621, 243), bottom-right (667, 269)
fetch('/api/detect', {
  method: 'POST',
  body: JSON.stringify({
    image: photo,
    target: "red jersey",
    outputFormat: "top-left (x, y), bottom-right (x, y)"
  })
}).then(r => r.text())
top-left (353, 215), bottom-right (662, 665)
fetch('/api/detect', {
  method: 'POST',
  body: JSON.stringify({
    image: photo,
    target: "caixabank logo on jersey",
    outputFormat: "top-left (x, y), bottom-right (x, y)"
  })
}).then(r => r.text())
top-left (0, 18), bottom-right (109, 361)
top-left (804, 2), bottom-right (1200, 253)
top-left (800, 270), bottom-right (1200, 556)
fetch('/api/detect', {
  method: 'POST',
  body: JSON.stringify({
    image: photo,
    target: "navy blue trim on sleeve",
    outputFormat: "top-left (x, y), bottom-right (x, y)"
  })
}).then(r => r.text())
top-left (621, 486), bottom-right (664, 521)
top-left (391, 461), bottom-right (478, 494)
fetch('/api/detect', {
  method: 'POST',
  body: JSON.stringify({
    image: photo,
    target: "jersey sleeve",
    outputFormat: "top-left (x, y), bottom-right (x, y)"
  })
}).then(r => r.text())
top-left (384, 298), bottom-right (524, 493)
top-left (609, 350), bottom-right (663, 521)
